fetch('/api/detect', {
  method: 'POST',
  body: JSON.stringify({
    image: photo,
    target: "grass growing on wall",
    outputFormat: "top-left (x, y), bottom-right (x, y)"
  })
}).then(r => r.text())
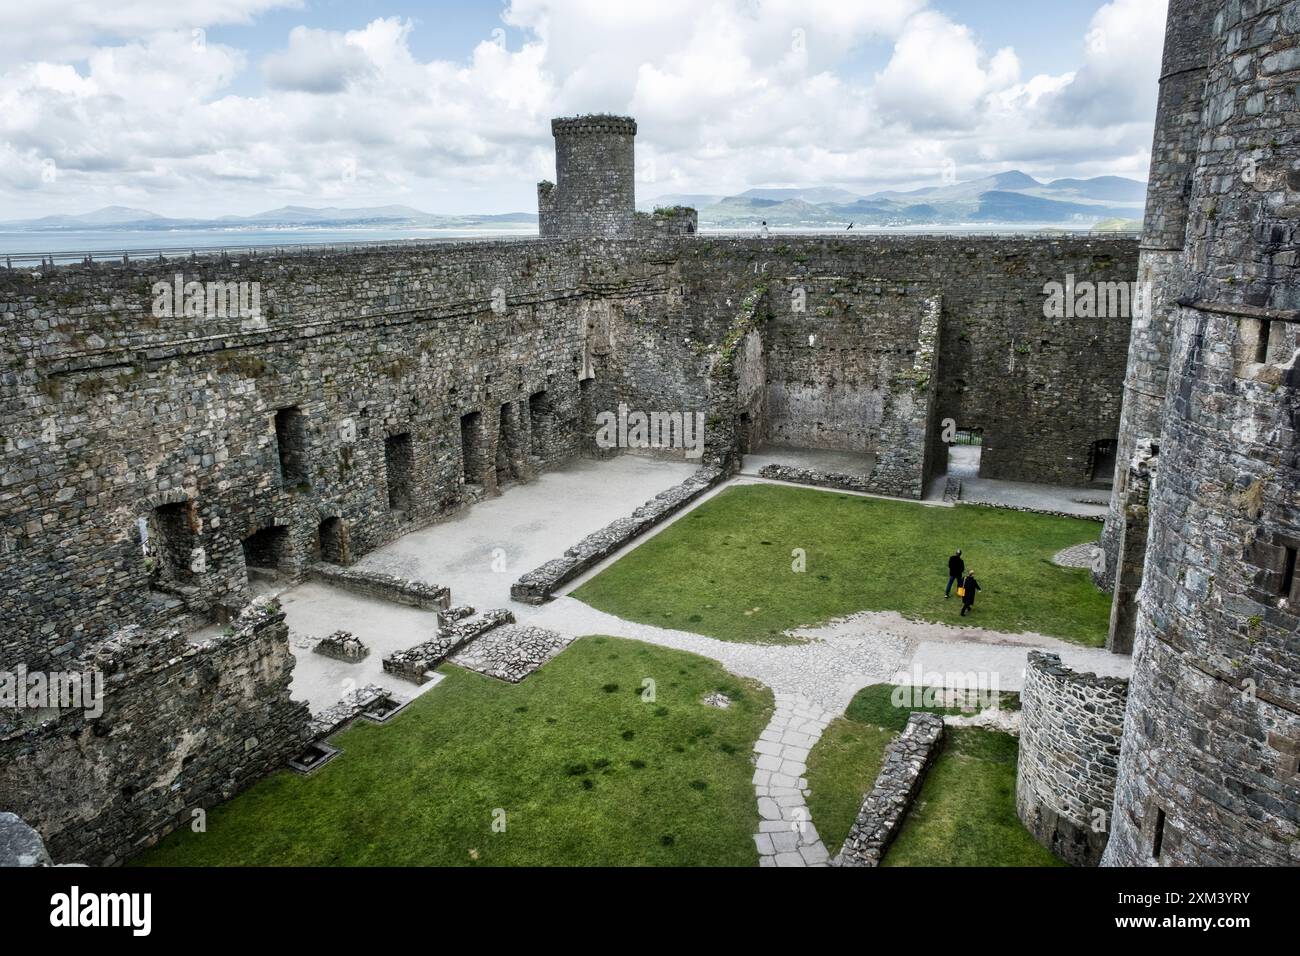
top-left (572, 484), bottom-right (1109, 645)
top-left (133, 637), bottom-right (772, 867)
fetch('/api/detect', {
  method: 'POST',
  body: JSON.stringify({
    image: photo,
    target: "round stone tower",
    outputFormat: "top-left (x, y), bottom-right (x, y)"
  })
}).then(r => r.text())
top-left (1103, 0), bottom-right (1300, 866)
top-left (537, 114), bottom-right (637, 238)
top-left (1096, 0), bottom-right (1214, 652)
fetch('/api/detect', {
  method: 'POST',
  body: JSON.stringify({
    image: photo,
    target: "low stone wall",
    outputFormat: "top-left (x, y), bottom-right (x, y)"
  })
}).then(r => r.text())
top-left (436, 605), bottom-right (475, 628)
top-left (834, 712), bottom-right (945, 867)
top-left (510, 467), bottom-right (723, 604)
top-left (957, 501), bottom-right (1106, 523)
top-left (309, 563), bottom-right (450, 610)
top-left (0, 602), bottom-right (311, 865)
top-left (757, 464), bottom-right (875, 495)
top-left (1016, 650), bottom-right (1128, 867)
top-left (309, 684), bottom-right (393, 738)
top-left (382, 609), bottom-right (516, 684)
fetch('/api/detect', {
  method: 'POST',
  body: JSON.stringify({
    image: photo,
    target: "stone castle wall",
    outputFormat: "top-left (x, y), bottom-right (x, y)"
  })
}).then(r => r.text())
top-left (1016, 651), bottom-right (1128, 867)
top-left (673, 236), bottom-right (1139, 488)
top-left (0, 240), bottom-right (625, 667)
top-left (1, 232), bottom-right (1137, 667)
top-left (1103, 0), bottom-right (1300, 867)
top-left (0, 601), bottom-right (311, 865)
top-left (1098, 0), bottom-right (1215, 600)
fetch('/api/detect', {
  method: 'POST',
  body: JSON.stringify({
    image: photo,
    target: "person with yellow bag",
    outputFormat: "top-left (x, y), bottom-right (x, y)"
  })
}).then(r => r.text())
top-left (958, 571), bottom-right (981, 617)
top-left (945, 550), bottom-right (965, 598)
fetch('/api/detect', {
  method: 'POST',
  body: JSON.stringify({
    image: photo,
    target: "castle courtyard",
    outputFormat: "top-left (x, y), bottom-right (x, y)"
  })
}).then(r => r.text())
top-left (2, 0), bottom-right (1296, 901)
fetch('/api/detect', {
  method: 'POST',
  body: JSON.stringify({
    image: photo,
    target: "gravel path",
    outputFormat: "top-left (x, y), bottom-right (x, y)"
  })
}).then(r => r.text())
top-left (528, 599), bottom-right (1129, 711)
top-left (1053, 541), bottom-right (1102, 569)
top-left (529, 599), bottom-right (909, 712)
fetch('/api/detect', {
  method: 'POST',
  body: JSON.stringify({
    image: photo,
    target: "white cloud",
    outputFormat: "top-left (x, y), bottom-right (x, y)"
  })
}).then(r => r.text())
top-left (0, 0), bottom-right (301, 61)
top-left (1048, 0), bottom-right (1168, 123)
top-left (0, 0), bottom-right (1170, 219)
top-left (262, 26), bottom-right (374, 93)
top-left (873, 11), bottom-right (1021, 131)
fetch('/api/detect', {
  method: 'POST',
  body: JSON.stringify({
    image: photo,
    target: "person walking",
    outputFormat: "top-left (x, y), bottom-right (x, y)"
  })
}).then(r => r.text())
top-left (946, 549), bottom-right (965, 598)
top-left (959, 571), bottom-right (981, 616)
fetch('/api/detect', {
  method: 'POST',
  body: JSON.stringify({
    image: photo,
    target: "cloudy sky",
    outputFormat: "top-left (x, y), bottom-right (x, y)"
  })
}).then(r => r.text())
top-left (0, 0), bottom-right (1170, 218)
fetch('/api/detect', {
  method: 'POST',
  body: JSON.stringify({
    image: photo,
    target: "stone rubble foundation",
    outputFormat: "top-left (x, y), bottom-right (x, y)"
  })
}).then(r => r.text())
top-left (382, 609), bottom-right (516, 684)
top-left (312, 630), bottom-right (370, 662)
top-left (449, 624), bottom-right (572, 683)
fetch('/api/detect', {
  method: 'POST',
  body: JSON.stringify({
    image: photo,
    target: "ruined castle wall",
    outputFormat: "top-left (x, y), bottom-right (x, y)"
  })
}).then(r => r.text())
top-left (0, 603), bottom-right (311, 865)
top-left (0, 241), bottom-right (655, 666)
top-left (671, 237), bottom-right (1138, 487)
top-left (1017, 651), bottom-right (1128, 867)
top-left (2, 234), bottom-right (1137, 667)
top-left (1104, 0), bottom-right (1300, 866)
top-left (580, 250), bottom-right (703, 456)
top-left (759, 277), bottom-right (941, 498)
top-left (761, 279), bottom-right (929, 452)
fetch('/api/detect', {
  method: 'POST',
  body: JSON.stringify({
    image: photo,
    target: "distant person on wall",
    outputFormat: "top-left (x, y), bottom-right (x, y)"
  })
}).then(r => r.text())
top-left (959, 571), bottom-right (981, 617)
top-left (946, 549), bottom-right (965, 598)
top-left (759, 220), bottom-right (770, 239)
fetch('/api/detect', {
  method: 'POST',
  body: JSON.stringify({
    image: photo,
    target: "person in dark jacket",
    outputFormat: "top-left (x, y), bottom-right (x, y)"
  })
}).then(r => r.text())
top-left (960, 571), bottom-right (981, 616)
top-left (946, 550), bottom-right (965, 598)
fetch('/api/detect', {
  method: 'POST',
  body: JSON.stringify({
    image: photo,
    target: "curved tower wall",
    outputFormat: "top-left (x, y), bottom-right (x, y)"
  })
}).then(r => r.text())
top-left (538, 115), bottom-right (637, 238)
top-left (1097, 0), bottom-right (1214, 636)
top-left (1017, 652), bottom-right (1129, 867)
top-left (1103, 0), bottom-right (1300, 866)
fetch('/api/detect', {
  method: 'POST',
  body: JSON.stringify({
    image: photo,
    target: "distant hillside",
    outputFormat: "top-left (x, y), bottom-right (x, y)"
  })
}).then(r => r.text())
top-left (0, 205), bottom-right (538, 232)
top-left (640, 170), bottom-right (1146, 228)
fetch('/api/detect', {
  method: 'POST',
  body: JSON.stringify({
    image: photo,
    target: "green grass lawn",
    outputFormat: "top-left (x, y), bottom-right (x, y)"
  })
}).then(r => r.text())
top-left (133, 636), bottom-right (773, 867)
top-left (805, 716), bottom-right (895, 851)
top-left (572, 484), bottom-right (1108, 645)
top-left (882, 728), bottom-right (1064, 868)
top-left (807, 683), bottom-right (992, 851)
top-left (807, 685), bottom-right (1054, 865)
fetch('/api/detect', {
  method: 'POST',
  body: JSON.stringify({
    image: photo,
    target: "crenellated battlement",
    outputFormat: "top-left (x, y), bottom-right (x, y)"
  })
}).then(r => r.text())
top-left (551, 114), bottom-right (638, 136)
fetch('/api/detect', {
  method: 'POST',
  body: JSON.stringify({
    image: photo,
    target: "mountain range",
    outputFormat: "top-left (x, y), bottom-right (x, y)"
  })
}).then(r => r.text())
top-left (1, 170), bottom-right (1146, 234)
top-left (0, 204), bottom-right (537, 232)
top-left (641, 171), bottom-right (1146, 228)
